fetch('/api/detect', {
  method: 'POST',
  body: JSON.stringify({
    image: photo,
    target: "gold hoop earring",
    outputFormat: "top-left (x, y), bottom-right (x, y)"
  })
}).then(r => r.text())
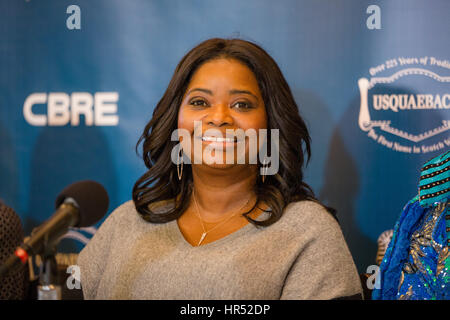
top-left (177, 147), bottom-right (183, 180)
top-left (261, 157), bottom-right (269, 183)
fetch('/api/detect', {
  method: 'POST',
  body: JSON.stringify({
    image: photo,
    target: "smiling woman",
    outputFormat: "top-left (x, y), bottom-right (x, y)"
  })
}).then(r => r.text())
top-left (77, 38), bottom-right (363, 300)
top-left (133, 38), bottom-right (316, 228)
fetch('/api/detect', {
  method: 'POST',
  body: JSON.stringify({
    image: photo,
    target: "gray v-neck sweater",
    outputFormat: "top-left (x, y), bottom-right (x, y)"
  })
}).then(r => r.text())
top-left (77, 199), bottom-right (362, 300)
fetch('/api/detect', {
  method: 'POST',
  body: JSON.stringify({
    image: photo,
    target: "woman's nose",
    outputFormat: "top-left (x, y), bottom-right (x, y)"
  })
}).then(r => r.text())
top-left (205, 103), bottom-right (233, 127)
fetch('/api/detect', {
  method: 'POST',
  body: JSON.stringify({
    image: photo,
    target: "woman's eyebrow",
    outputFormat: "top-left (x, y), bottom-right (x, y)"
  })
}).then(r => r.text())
top-left (187, 88), bottom-right (259, 101)
top-left (229, 89), bottom-right (259, 101)
top-left (187, 88), bottom-right (213, 96)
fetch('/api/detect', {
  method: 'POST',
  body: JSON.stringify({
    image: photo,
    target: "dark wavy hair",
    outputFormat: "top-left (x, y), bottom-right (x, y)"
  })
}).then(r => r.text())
top-left (132, 38), bottom-right (334, 227)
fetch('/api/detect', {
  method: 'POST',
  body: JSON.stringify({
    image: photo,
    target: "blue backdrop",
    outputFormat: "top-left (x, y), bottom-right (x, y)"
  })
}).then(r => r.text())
top-left (1, 0), bottom-right (449, 273)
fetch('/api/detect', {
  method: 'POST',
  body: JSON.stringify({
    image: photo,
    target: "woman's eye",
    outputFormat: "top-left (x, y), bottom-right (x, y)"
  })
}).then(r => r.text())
top-left (233, 101), bottom-right (253, 110)
top-left (190, 99), bottom-right (208, 107)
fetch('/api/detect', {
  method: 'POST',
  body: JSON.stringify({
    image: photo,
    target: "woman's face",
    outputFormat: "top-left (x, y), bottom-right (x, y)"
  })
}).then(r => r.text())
top-left (178, 58), bottom-right (267, 169)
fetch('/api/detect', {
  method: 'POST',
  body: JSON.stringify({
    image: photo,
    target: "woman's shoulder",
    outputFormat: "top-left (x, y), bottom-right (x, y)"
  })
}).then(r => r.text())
top-left (279, 199), bottom-right (341, 235)
top-left (283, 199), bottom-right (336, 222)
top-left (106, 198), bottom-right (175, 225)
top-left (86, 199), bottom-right (174, 249)
top-left (106, 200), bottom-right (137, 222)
top-left (89, 200), bottom-right (137, 236)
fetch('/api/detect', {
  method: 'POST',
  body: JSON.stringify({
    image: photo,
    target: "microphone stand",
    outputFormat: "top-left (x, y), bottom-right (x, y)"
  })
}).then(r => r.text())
top-left (37, 243), bottom-right (61, 300)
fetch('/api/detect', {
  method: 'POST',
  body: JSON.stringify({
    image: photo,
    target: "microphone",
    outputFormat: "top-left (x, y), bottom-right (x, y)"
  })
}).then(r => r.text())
top-left (0, 202), bottom-right (28, 299)
top-left (0, 180), bottom-right (109, 279)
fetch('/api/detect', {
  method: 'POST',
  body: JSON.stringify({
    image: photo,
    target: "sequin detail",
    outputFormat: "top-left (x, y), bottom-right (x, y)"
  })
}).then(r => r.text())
top-left (395, 203), bottom-right (449, 300)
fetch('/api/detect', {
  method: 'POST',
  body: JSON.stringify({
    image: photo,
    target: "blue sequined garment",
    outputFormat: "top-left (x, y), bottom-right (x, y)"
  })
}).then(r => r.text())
top-left (373, 151), bottom-right (449, 300)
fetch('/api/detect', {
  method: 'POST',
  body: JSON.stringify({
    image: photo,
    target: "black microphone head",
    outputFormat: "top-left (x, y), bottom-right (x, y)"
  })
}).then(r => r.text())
top-left (0, 202), bottom-right (28, 299)
top-left (55, 180), bottom-right (109, 227)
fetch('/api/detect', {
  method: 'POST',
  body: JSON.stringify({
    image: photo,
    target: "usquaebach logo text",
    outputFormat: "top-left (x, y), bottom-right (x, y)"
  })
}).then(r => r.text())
top-left (23, 92), bottom-right (119, 126)
top-left (358, 56), bottom-right (450, 154)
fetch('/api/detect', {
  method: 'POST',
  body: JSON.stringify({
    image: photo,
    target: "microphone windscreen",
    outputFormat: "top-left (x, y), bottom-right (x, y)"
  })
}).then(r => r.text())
top-left (55, 180), bottom-right (109, 228)
top-left (0, 202), bottom-right (28, 299)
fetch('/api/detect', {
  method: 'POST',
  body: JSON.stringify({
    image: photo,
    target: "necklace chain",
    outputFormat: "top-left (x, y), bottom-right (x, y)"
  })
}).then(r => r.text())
top-left (192, 189), bottom-right (252, 246)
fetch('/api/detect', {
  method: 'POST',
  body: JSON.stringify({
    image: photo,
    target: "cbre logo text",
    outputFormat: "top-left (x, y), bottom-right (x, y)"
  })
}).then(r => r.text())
top-left (23, 92), bottom-right (119, 127)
